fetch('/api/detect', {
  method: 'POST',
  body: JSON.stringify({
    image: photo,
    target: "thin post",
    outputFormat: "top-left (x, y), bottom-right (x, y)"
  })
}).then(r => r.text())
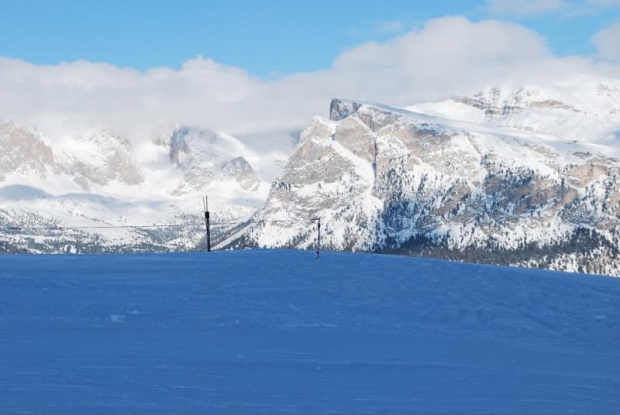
top-left (204, 195), bottom-right (211, 252)
top-left (317, 218), bottom-right (321, 259)
top-left (312, 217), bottom-right (321, 259)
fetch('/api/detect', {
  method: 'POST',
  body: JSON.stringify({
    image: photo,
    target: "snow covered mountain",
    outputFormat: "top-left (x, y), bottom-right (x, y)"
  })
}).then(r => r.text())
top-left (231, 77), bottom-right (620, 276)
top-left (4, 76), bottom-right (620, 274)
top-left (0, 124), bottom-right (276, 253)
top-left (410, 76), bottom-right (620, 144)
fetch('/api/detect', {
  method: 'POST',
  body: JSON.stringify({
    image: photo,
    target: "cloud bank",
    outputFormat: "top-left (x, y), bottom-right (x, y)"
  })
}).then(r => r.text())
top-left (0, 16), bottom-right (618, 144)
top-left (594, 23), bottom-right (620, 60)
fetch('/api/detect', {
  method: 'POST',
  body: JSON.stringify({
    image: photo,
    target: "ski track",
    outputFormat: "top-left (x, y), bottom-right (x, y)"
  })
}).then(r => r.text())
top-left (0, 250), bottom-right (619, 414)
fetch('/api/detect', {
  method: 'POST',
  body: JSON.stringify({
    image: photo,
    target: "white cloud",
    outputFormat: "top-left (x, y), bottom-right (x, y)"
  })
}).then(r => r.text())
top-left (593, 23), bottom-right (620, 60)
top-left (0, 16), bottom-right (618, 146)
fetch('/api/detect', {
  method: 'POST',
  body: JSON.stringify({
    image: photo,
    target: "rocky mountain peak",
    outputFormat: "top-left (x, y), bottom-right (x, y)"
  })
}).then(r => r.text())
top-left (330, 99), bottom-right (363, 121)
top-left (166, 126), bottom-right (261, 196)
top-left (0, 121), bottom-right (57, 181)
top-left (232, 96), bottom-right (620, 276)
top-left (220, 157), bottom-right (260, 191)
top-left (169, 127), bottom-right (218, 166)
top-left (60, 129), bottom-right (144, 190)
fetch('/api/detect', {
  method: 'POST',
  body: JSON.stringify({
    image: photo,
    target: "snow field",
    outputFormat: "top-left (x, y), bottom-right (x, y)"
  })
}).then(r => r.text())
top-left (0, 250), bottom-right (619, 414)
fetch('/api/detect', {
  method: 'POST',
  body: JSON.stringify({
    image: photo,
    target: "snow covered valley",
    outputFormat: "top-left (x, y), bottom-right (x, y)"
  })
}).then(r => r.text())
top-left (1, 250), bottom-right (619, 414)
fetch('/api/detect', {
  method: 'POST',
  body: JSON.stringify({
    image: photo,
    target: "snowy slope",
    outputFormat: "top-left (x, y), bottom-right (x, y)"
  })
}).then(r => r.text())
top-left (408, 76), bottom-right (620, 147)
top-left (0, 250), bottom-right (619, 414)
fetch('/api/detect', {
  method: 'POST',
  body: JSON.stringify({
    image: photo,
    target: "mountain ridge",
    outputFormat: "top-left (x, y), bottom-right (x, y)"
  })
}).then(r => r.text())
top-left (0, 124), bottom-right (268, 253)
top-left (3, 77), bottom-right (620, 276)
top-left (229, 85), bottom-right (620, 276)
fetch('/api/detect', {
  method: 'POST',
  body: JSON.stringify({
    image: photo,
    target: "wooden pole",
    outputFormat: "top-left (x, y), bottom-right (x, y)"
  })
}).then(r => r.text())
top-left (312, 217), bottom-right (321, 259)
top-left (317, 218), bottom-right (321, 259)
top-left (204, 196), bottom-right (211, 252)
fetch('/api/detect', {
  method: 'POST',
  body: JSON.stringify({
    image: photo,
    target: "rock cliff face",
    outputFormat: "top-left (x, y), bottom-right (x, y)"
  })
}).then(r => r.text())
top-left (61, 130), bottom-right (144, 191)
top-left (233, 94), bottom-right (620, 276)
top-left (0, 121), bottom-right (58, 181)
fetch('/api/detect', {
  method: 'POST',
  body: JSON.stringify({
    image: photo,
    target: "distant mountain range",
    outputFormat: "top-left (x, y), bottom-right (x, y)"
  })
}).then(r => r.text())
top-left (0, 123), bottom-right (276, 253)
top-left (2, 76), bottom-right (620, 276)
top-left (228, 76), bottom-right (620, 276)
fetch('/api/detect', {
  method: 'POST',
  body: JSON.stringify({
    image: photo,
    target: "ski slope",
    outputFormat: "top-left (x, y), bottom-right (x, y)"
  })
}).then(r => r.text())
top-left (1, 250), bottom-right (619, 414)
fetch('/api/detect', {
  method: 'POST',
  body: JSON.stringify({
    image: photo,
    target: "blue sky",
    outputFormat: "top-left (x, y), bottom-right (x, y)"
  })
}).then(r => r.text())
top-left (0, 0), bottom-right (617, 77)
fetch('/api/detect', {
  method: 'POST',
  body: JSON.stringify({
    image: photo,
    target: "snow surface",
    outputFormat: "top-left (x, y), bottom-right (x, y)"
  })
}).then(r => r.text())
top-left (1, 250), bottom-right (619, 414)
top-left (406, 78), bottom-right (620, 155)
